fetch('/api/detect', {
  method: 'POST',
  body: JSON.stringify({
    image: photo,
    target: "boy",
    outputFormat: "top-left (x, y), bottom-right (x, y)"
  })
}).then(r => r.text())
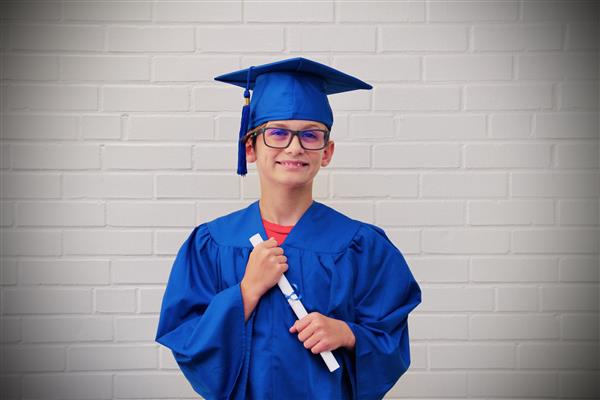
top-left (156, 57), bottom-right (421, 399)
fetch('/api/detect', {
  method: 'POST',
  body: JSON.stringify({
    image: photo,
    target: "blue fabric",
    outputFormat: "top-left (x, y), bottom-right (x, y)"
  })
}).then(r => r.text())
top-left (214, 57), bottom-right (373, 132)
top-left (155, 201), bottom-right (421, 400)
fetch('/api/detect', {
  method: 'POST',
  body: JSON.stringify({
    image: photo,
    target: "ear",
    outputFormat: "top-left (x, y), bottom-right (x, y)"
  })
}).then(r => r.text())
top-left (320, 140), bottom-right (335, 167)
top-left (245, 139), bottom-right (257, 163)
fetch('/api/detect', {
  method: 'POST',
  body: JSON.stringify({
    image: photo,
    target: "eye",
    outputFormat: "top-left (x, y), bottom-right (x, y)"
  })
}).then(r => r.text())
top-left (265, 128), bottom-right (290, 139)
top-left (300, 130), bottom-right (322, 142)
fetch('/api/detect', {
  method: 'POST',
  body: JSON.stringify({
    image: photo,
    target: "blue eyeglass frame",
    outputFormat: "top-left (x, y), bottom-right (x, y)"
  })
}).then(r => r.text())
top-left (250, 127), bottom-right (331, 150)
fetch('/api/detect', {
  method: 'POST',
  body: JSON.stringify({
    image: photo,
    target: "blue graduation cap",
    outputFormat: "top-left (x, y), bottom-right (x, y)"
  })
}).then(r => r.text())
top-left (214, 57), bottom-right (372, 176)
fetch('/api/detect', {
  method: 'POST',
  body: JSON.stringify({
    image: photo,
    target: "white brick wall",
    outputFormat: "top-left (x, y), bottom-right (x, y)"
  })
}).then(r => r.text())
top-left (0, 1), bottom-right (598, 399)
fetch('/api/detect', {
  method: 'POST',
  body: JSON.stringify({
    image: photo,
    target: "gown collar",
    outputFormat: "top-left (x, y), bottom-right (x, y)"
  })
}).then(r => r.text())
top-left (208, 199), bottom-right (361, 253)
top-left (253, 199), bottom-right (317, 249)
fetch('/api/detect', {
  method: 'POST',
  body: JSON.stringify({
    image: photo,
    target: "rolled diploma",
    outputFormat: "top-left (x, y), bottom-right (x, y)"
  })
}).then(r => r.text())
top-left (249, 233), bottom-right (340, 373)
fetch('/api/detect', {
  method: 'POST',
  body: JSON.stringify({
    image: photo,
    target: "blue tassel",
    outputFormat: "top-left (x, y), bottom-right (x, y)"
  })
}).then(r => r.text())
top-left (237, 67), bottom-right (253, 176)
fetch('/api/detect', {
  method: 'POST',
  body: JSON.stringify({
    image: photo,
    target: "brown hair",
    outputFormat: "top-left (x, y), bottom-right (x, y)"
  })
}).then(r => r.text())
top-left (241, 122), bottom-right (269, 148)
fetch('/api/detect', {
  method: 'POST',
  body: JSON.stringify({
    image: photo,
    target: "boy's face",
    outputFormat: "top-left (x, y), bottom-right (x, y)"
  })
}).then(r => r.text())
top-left (245, 119), bottom-right (335, 189)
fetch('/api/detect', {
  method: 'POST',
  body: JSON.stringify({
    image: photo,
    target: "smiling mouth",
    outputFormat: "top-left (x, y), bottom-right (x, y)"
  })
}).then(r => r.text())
top-left (276, 161), bottom-right (309, 167)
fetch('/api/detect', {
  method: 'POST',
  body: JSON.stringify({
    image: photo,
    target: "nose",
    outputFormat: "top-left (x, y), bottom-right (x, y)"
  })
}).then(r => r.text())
top-left (285, 134), bottom-right (304, 155)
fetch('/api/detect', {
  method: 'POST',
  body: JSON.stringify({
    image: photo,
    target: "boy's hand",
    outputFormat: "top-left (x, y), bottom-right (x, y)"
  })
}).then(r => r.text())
top-left (289, 312), bottom-right (356, 353)
top-left (241, 237), bottom-right (287, 301)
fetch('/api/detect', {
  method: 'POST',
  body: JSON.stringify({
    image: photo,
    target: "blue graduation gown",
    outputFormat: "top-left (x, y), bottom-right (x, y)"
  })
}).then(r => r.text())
top-left (155, 200), bottom-right (421, 400)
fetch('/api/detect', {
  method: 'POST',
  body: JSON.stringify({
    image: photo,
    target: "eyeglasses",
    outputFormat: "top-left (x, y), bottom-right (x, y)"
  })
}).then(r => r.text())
top-left (249, 127), bottom-right (330, 150)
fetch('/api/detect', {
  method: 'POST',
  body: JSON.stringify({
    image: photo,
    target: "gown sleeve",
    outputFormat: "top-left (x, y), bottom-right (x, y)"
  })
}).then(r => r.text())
top-left (155, 224), bottom-right (254, 400)
top-left (341, 224), bottom-right (421, 400)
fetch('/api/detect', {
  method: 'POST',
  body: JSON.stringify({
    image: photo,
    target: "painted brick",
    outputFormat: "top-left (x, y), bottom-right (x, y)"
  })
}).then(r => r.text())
top-left (11, 24), bottom-right (104, 51)
top-left (62, 56), bottom-right (150, 81)
top-left (108, 26), bottom-right (194, 52)
top-left (541, 285), bottom-right (599, 311)
top-left (518, 53), bottom-right (598, 80)
top-left (423, 229), bottom-right (510, 254)
top-left (64, 1), bottom-right (153, 21)
top-left (7, 84), bottom-right (98, 111)
top-left (154, 1), bottom-right (241, 22)
top-left (430, 344), bottom-right (516, 369)
top-left (422, 173), bottom-right (507, 198)
top-left (559, 199), bottom-right (599, 226)
top-left (108, 202), bottom-right (195, 227)
top-left (471, 257), bottom-right (559, 282)
top-left (519, 343), bottom-right (599, 369)
top-left (63, 230), bottom-right (152, 255)
top-left (377, 200), bottom-right (464, 226)
top-left (0, 2), bottom-right (61, 20)
top-left (468, 372), bottom-right (558, 397)
top-left (408, 257), bottom-right (469, 283)
top-left (12, 144), bottom-right (101, 170)
top-left (3, 288), bottom-right (92, 314)
top-left (535, 112), bottom-right (598, 139)
top-left (513, 229), bottom-right (599, 254)
top-left (1, 230), bottom-right (61, 256)
top-left (19, 259), bottom-right (110, 285)
top-left (560, 314), bottom-right (598, 340)
top-left (130, 115), bottom-right (213, 141)
top-left (470, 315), bottom-right (560, 339)
top-left (2, 114), bottom-right (78, 140)
top-left (560, 82), bottom-right (599, 110)
top-left (115, 316), bottom-right (158, 342)
top-left (3, 54), bottom-right (59, 80)
top-left (397, 114), bottom-right (486, 140)
top-left (103, 145), bottom-right (191, 170)
top-left (2, 345), bottom-right (65, 372)
top-left (156, 174), bottom-right (239, 199)
top-left (1, 173), bottom-right (60, 199)
top-left (338, 1), bottom-right (424, 22)
top-left (374, 143), bottom-right (461, 168)
top-left (559, 256), bottom-right (599, 282)
top-left (465, 143), bottom-right (551, 168)
top-left (289, 26), bottom-right (375, 52)
top-left (489, 113), bottom-right (531, 139)
top-left (473, 24), bottom-right (563, 51)
top-left (82, 115), bottom-right (122, 140)
top-left (333, 55), bottom-right (421, 82)
top-left (95, 288), bottom-right (136, 313)
top-left (375, 86), bottom-right (461, 111)
top-left (153, 56), bottom-right (239, 82)
top-left (429, 1), bottom-right (518, 21)
top-left (69, 345), bottom-right (157, 370)
top-left (112, 259), bottom-right (172, 284)
top-left (465, 84), bottom-right (552, 110)
top-left (381, 26), bottom-right (467, 51)
top-left (425, 55), bottom-right (512, 81)
top-left (419, 287), bottom-right (494, 311)
top-left (22, 374), bottom-right (112, 399)
top-left (198, 26), bottom-right (283, 52)
top-left (332, 173), bottom-right (417, 198)
top-left (103, 86), bottom-right (189, 112)
top-left (556, 143), bottom-right (599, 169)
top-left (63, 173), bottom-right (154, 199)
top-left (468, 200), bottom-right (554, 225)
top-left (245, 0), bottom-right (334, 22)
top-left (497, 287), bottom-right (539, 311)
top-left (23, 317), bottom-right (113, 343)
top-left (512, 172), bottom-right (599, 198)
top-left (522, 1), bottom-right (598, 21)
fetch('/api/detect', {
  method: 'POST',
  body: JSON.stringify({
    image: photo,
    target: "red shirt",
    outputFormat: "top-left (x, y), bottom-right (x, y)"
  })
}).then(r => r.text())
top-left (262, 218), bottom-right (294, 245)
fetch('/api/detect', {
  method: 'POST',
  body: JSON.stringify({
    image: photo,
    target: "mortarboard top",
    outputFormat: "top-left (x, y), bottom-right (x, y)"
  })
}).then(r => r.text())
top-left (214, 57), bottom-right (372, 176)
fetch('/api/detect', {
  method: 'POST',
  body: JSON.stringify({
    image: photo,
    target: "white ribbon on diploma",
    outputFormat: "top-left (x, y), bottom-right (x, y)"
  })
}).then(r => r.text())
top-left (249, 233), bottom-right (340, 373)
